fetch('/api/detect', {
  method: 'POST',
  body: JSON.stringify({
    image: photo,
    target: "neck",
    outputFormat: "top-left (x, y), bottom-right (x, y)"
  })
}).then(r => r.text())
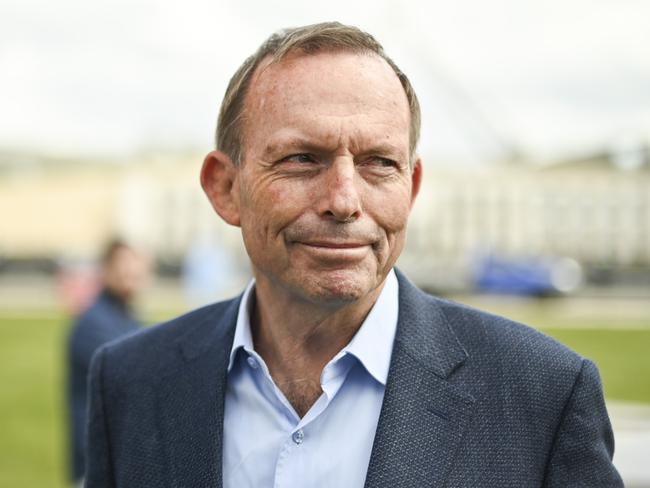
top-left (102, 287), bottom-right (130, 308)
top-left (249, 273), bottom-right (385, 416)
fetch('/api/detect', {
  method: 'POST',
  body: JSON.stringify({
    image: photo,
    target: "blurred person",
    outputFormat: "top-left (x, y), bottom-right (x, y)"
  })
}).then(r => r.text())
top-left (56, 261), bottom-right (101, 316)
top-left (85, 23), bottom-right (622, 487)
top-left (66, 239), bottom-right (147, 485)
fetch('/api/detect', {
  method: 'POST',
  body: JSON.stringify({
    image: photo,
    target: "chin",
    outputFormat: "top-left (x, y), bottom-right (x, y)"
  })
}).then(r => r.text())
top-left (293, 268), bottom-right (378, 306)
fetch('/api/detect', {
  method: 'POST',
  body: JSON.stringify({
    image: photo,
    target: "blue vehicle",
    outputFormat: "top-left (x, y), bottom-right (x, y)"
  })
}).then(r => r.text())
top-left (472, 252), bottom-right (582, 296)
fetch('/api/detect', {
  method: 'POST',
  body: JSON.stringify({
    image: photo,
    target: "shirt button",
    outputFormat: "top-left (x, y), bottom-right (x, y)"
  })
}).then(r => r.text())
top-left (292, 429), bottom-right (304, 445)
top-left (247, 356), bottom-right (258, 369)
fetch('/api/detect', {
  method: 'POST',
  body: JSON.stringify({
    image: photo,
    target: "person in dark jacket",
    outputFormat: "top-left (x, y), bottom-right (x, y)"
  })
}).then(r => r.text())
top-left (66, 239), bottom-right (147, 484)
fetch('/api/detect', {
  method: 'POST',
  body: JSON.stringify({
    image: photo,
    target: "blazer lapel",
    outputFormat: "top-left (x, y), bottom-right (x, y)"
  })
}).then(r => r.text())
top-left (156, 298), bottom-right (239, 488)
top-left (365, 271), bottom-right (476, 488)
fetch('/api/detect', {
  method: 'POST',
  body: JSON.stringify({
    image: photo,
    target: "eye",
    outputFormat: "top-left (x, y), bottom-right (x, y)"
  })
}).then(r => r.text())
top-left (281, 153), bottom-right (316, 164)
top-left (375, 157), bottom-right (397, 167)
top-left (361, 156), bottom-right (398, 168)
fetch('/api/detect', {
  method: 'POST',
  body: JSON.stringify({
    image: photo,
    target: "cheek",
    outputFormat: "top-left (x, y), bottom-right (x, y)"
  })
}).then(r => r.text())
top-left (241, 178), bottom-right (312, 240)
top-left (368, 188), bottom-right (413, 236)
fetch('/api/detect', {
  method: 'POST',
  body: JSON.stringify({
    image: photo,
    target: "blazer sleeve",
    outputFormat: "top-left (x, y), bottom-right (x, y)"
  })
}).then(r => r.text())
top-left (543, 359), bottom-right (624, 487)
top-left (85, 346), bottom-right (116, 488)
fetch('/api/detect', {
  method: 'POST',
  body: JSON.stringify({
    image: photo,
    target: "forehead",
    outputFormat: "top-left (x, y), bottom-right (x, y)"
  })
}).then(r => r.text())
top-left (241, 51), bottom-right (410, 151)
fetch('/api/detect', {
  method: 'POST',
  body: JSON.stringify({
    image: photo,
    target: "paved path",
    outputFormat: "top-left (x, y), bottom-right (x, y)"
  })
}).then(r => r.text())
top-left (610, 402), bottom-right (650, 487)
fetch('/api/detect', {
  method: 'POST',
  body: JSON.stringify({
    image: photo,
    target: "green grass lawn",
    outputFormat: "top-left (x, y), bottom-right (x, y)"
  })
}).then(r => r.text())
top-left (0, 312), bottom-right (67, 488)
top-left (539, 328), bottom-right (650, 404)
top-left (0, 307), bottom-right (648, 487)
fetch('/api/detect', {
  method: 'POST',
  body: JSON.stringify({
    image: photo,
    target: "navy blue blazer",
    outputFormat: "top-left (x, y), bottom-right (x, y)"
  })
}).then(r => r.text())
top-left (85, 271), bottom-right (622, 487)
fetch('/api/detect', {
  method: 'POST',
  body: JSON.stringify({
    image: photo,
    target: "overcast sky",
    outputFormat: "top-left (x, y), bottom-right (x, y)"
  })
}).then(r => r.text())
top-left (1, 0), bottom-right (649, 164)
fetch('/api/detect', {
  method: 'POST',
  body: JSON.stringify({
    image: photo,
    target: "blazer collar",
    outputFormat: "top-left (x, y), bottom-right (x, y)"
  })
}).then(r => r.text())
top-left (392, 268), bottom-right (468, 378)
top-left (176, 297), bottom-right (241, 362)
top-left (364, 269), bottom-right (475, 488)
top-left (156, 297), bottom-right (240, 488)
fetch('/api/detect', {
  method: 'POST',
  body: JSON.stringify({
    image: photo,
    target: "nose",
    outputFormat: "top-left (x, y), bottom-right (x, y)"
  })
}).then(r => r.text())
top-left (319, 158), bottom-right (362, 222)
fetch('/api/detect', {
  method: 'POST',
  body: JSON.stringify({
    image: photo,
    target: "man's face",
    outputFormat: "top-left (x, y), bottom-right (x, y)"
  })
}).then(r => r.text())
top-left (233, 51), bottom-right (420, 305)
top-left (103, 247), bottom-right (148, 302)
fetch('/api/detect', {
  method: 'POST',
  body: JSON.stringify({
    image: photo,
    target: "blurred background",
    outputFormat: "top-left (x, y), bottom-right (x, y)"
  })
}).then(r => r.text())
top-left (1, 0), bottom-right (649, 486)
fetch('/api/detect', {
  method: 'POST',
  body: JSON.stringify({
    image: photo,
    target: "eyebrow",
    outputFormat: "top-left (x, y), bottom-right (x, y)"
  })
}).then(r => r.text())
top-left (262, 136), bottom-right (328, 158)
top-left (262, 135), bottom-right (405, 160)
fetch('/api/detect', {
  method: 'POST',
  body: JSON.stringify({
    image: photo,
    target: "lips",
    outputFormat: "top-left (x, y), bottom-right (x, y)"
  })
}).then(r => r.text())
top-left (300, 241), bottom-right (369, 249)
top-left (294, 240), bottom-right (372, 261)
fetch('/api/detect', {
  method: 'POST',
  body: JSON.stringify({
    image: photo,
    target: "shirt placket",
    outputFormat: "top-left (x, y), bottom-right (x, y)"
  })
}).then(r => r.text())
top-left (271, 354), bottom-right (357, 488)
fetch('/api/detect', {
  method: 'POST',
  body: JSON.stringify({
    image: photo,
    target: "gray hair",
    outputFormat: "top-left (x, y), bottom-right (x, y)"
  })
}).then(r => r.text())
top-left (215, 21), bottom-right (421, 166)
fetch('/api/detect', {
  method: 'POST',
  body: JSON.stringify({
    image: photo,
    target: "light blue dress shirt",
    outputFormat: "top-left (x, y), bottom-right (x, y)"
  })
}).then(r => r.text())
top-left (223, 270), bottom-right (399, 488)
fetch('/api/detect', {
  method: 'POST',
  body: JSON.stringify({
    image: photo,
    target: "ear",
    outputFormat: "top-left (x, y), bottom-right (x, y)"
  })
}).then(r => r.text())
top-left (200, 150), bottom-right (241, 227)
top-left (409, 157), bottom-right (423, 208)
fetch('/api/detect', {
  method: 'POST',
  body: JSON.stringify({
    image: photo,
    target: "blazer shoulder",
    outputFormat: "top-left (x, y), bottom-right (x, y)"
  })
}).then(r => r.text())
top-left (430, 294), bottom-right (584, 375)
top-left (92, 296), bottom-right (240, 387)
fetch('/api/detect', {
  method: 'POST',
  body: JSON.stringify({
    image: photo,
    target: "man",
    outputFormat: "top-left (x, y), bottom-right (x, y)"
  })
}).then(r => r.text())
top-left (85, 23), bottom-right (623, 487)
top-left (67, 239), bottom-right (147, 484)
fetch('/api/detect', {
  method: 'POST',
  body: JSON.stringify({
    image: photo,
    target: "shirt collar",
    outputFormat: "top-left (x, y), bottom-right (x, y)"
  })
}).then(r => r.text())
top-left (342, 269), bottom-right (398, 385)
top-left (227, 279), bottom-right (257, 372)
top-left (227, 269), bottom-right (399, 386)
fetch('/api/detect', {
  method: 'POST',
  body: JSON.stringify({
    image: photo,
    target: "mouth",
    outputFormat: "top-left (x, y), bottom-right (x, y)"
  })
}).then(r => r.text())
top-left (300, 241), bottom-right (370, 249)
top-left (294, 240), bottom-right (373, 260)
